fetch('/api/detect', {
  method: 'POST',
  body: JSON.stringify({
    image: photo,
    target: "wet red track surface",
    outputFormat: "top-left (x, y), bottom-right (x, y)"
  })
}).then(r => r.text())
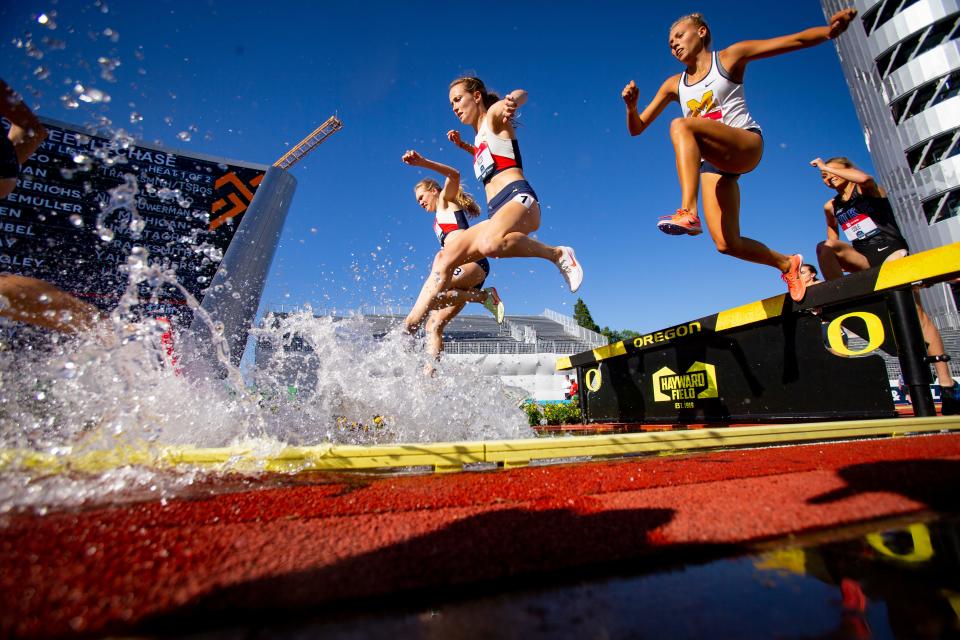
top-left (2, 432), bottom-right (960, 637)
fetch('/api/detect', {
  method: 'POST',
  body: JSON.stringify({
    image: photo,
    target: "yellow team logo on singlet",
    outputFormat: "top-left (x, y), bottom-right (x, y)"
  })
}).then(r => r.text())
top-left (686, 90), bottom-right (716, 118)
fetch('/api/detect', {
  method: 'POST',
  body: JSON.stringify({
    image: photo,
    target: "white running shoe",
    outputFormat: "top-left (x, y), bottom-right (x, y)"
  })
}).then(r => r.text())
top-left (556, 246), bottom-right (583, 293)
top-left (482, 287), bottom-right (505, 324)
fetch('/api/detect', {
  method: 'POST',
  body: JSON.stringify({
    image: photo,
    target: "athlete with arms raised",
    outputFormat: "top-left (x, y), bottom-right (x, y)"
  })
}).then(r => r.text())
top-left (401, 149), bottom-right (503, 360)
top-left (621, 9), bottom-right (857, 302)
top-left (404, 76), bottom-right (583, 334)
top-left (812, 155), bottom-right (959, 414)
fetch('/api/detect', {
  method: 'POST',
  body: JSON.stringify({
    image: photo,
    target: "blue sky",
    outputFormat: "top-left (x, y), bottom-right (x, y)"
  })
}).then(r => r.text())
top-left (0, 0), bottom-right (872, 335)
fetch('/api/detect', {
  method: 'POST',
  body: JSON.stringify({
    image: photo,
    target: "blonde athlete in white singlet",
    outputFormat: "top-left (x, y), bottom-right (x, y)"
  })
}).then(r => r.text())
top-left (621, 9), bottom-right (857, 302)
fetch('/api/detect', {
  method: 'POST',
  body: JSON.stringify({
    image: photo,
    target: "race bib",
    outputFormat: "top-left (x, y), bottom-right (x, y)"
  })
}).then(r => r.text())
top-left (840, 212), bottom-right (880, 242)
top-left (474, 143), bottom-right (495, 182)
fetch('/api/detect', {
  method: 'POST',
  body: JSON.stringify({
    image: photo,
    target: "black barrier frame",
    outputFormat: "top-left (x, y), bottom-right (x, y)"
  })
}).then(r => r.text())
top-left (886, 288), bottom-right (937, 416)
top-left (558, 244), bottom-right (960, 425)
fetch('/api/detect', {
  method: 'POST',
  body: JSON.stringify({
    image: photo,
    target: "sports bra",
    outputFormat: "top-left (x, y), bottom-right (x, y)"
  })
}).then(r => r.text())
top-left (473, 120), bottom-right (523, 184)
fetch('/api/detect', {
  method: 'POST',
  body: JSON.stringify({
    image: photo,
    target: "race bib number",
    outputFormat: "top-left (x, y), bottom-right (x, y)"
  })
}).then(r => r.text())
top-left (474, 143), bottom-right (495, 182)
top-left (511, 192), bottom-right (535, 210)
top-left (840, 213), bottom-right (880, 242)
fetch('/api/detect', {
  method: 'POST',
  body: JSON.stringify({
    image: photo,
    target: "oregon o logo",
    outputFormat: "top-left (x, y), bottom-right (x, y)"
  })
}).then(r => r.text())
top-left (826, 311), bottom-right (885, 357)
top-left (585, 368), bottom-right (602, 392)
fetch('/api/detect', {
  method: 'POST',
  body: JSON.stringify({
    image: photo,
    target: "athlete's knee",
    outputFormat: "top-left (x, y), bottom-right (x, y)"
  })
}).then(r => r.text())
top-left (669, 117), bottom-right (692, 139)
top-left (713, 237), bottom-right (739, 256)
top-left (478, 233), bottom-right (506, 258)
top-left (818, 238), bottom-right (843, 254)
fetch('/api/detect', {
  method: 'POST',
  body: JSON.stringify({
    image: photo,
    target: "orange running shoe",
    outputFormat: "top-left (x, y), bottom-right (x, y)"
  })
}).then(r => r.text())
top-left (781, 253), bottom-right (807, 302)
top-left (657, 209), bottom-right (702, 236)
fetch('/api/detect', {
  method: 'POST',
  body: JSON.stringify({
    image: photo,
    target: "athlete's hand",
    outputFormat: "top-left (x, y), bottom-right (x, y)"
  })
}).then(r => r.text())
top-left (621, 80), bottom-right (639, 109)
top-left (402, 150), bottom-right (424, 166)
top-left (447, 129), bottom-right (463, 147)
top-left (810, 157), bottom-right (826, 169)
top-left (828, 8), bottom-right (857, 38)
top-left (501, 94), bottom-right (519, 123)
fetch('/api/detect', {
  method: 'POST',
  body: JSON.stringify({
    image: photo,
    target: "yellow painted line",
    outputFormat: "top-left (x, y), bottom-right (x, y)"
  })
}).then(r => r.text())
top-left (2, 416), bottom-right (959, 476)
top-left (556, 341), bottom-right (627, 371)
top-left (875, 243), bottom-right (960, 291)
top-left (714, 295), bottom-right (786, 332)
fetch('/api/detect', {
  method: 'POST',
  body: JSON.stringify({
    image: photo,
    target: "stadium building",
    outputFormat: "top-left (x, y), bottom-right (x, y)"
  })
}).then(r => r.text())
top-left (254, 309), bottom-right (606, 401)
top-left (821, 0), bottom-right (960, 330)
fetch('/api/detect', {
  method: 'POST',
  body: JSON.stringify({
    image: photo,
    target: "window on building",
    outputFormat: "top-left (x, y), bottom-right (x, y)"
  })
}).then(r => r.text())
top-left (890, 69), bottom-right (960, 124)
top-left (863, 0), bottom-right (923, 35)
top-left (875, 13), bottom-right (960, 80)
top-left (906, 130), bottom-right (960, 172)
top-left (923, 188), bottom-right (960, 224)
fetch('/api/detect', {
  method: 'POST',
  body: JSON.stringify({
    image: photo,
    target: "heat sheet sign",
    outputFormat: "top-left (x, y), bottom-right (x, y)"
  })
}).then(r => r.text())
top-left (0, 118), bottom-right (266, 323)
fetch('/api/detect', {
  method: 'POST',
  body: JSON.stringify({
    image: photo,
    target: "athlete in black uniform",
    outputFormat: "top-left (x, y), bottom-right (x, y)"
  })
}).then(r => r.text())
top-left (813, 156), bottom-right (958, 414)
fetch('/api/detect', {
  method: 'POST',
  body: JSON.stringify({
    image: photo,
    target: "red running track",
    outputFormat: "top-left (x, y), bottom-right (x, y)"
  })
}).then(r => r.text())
top-left (2, 433), bottom-right (960, 637)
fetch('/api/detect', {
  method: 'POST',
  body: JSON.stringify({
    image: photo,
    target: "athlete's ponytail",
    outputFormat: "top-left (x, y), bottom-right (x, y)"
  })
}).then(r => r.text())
top-left (414, 178), bottom-right (480, 217)
top-left (449, 76), bottom-right (500, 110)
top-left (455, 185), bottom-right (481, 218)
top-left (671, 13), bottom-right (711, 49)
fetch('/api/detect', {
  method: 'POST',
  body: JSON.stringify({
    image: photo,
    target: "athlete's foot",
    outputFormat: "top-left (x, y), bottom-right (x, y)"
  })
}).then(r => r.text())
top-left (556, 246), bottom-right (583, 293)
top-left (657, 209), bottom-right (702, 236)
top-left (781, 253), bottom-right (807, 303)
top-left (482, 287), bottom-right (505, 324)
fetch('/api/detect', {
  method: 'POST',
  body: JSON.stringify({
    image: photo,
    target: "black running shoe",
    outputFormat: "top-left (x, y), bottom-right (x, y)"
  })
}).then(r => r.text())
top-left (941, 384), bottom-right (959, 416)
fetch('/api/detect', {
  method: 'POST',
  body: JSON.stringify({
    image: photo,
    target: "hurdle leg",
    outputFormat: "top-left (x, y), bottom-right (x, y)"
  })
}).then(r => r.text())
top-left (886, 288), bottom-right (936, 417)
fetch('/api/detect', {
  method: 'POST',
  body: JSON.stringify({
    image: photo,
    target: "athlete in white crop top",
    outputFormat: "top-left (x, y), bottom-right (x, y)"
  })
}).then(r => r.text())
top-left (402, 149), bottom-right (504, 361)
top-left (621, 9), bottom-right (857, 303)
top-left (402, 76), bottom-right (583, 338)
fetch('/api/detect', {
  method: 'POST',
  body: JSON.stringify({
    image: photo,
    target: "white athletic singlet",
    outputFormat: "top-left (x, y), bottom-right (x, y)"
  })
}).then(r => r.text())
top-left (678, 51), bottom-right (761, 132)
top-left (473, 120), bottom-right (522, 183)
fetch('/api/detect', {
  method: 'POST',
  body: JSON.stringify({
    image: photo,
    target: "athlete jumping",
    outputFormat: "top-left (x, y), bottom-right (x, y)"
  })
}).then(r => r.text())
top-left (403, 76), bottom-right (583, 334)
top-left (401, 149), bottom-right (504, 360)
top-left (621, 9), bottom-right (857, 302)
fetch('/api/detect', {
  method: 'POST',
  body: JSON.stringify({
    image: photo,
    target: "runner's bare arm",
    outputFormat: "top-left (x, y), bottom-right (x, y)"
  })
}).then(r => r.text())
top-left (824, 200), bottom-right (841, 242)
top-left (0, 80), bottom-right (47, 163)
top-left (447, 129), bottom-right (475, 155)
top-left (402, 150), bottom-right (461, 203)
top-left (811, 157), bottom-right (884, 197)
top-left (488, 89), bottom-right (527, 131)
top-left (720, 9), bottom-right (857, 76)
top-left (624, 75), bottom-right (679, 137)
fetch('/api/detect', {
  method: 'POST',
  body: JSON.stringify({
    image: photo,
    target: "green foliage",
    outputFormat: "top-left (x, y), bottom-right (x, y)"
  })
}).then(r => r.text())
top-left (521, 400), bottom-right (582, 426)
top-left (573, 298), bottom-right (600, 333)
top-left (601, 327), bottom-right (641, 343)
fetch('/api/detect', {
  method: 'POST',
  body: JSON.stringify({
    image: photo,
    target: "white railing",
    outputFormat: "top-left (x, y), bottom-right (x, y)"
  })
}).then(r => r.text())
top-left (442, 340), bottom-right (593, 355)
top-left (542, 308), bottom-right (607, 347)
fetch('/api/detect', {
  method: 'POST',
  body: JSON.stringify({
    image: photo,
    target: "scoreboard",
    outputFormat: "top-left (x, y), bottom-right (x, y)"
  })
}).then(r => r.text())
top-left (1, 118), bottom-right (267, 324)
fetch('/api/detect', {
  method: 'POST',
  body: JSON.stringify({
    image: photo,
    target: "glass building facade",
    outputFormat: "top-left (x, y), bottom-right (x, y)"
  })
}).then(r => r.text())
top-left (822, 0), bottom-right (960, 329)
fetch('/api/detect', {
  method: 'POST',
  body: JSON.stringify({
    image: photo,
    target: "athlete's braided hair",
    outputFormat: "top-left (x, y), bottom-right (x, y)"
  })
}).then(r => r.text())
top-left (671, 13), bottom-right (711, 49)
top-left (415, 178), bottom-right (481, 218)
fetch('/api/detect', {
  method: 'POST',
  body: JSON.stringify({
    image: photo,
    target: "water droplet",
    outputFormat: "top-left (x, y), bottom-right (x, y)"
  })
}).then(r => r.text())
top-left (176, 131), bottom-right (191, 142)
top-left (129, 111), bottom-right (142, 124)
top-left (69, 214), bottom-right (83, 226)
top-left (99, 228), bottom-right (115, 242)
top-left (33, 65), bottom-right (50, 80)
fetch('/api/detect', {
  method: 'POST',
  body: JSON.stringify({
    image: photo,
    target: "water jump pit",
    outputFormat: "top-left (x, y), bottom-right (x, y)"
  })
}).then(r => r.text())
top-left (2, 428), bottom-right (960, 638)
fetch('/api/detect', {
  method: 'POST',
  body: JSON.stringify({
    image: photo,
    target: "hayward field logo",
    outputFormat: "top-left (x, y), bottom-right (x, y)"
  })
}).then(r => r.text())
top-left (652, 362), bottom-right (719, 402)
